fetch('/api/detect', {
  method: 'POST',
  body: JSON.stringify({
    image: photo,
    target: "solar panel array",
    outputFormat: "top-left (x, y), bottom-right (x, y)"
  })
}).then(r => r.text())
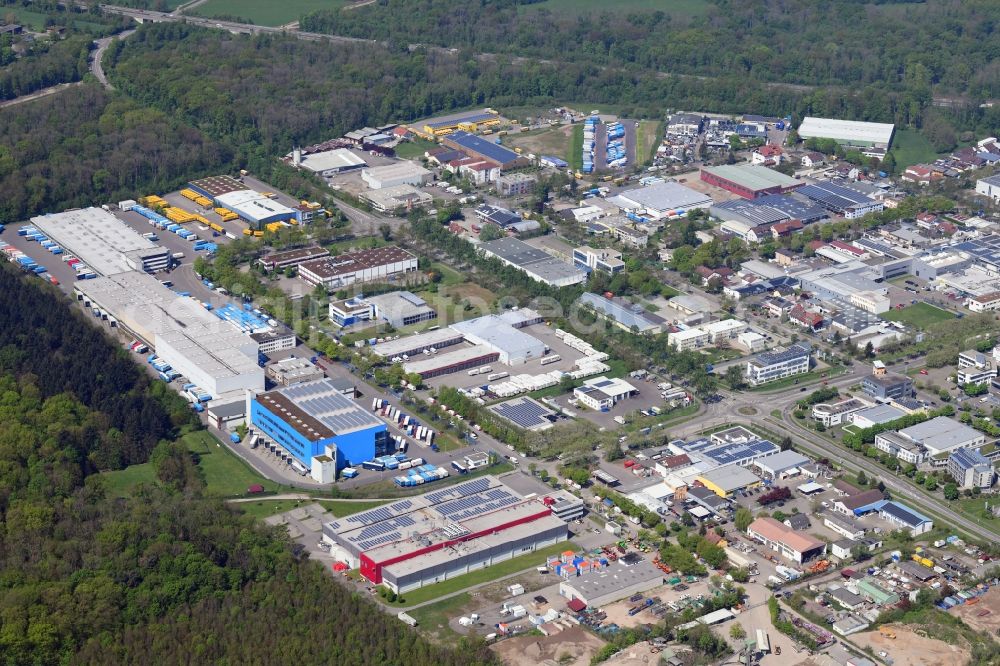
top-left (703, 439), bottom-right (779, 466)
top-left (796, 181), bottom-right (873, 213)
top-left (424, 477), bottom-right (492, 505)
top-left (283, 380), bottom-right (382, 435)
top-left (355, 515), bottom-right (416, 550)
top-left (436, 487), bottom-right (520, 522)
top-left (490, 398), bottom-right (556, 429)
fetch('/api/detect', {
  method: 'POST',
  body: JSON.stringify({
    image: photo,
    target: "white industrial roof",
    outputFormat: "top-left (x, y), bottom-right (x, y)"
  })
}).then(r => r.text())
top-left (798, 117), bottom-right (895, 146)
top-left (611, 181), bottom-right (713, 214)
top-left (32, 207), bottom-right (165, 276)
top-left (299, 148), bottom-right (366, 173)
top-left (215, 190), bottom-right (296, 222)
top-left (451, 315), bottom-right (544, 358)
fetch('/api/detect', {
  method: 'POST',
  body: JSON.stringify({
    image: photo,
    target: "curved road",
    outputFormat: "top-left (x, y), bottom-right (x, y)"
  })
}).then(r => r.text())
top-left (90, 29), bottom-right (134, 89)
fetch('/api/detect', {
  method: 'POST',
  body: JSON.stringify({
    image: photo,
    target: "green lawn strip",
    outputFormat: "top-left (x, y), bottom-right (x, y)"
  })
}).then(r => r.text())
top-left (387, 541), bottom-right (577, 607)
top-left (394, 138), bottom-right (438, 160)
top-left (569, 124), bottom-right (583, 171)
top-left (183, 430), bottom-right (290, 497)
top-left (408, 592), bottom-right (472, 637)
top-left (881, 302), bottom-right (955, 329)
top-left (748, 367), bottom-right (845, 393)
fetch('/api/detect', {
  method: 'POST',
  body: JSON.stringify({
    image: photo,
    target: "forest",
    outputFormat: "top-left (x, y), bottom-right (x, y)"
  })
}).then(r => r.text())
top-left (0, 265), bottom-right (498, 665)
top-left (0, 84), bottom-right (230, 222)
top-left (301, 0), bottom-right (1000, 100)
top-left (0, 35), bottom-right (90, 100)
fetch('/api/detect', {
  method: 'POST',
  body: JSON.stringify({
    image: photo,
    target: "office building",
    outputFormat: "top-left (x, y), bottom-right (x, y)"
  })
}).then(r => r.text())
top-left (572, 376), bottom-right (637, 411)
top-left (746, 343), bottom-right (811, 386)
top-left (365, 291), bottom-right (437, 328)
top-left (265, 357), bottom-right (325, 387)
top-left (861, 373), bottom-right (913, 401)
top-left (323, 476), bottom-right (568, 593)
top-left (956, 349), bottom-right (997, 386)
top-left (259, 246), bottom-right (331, 271)
top-left (573, 246), bottom-right (625, 274)
top-left (947, 447), bottom-right (995, 489)
top-left (497, 173), bottom-right (537, 197)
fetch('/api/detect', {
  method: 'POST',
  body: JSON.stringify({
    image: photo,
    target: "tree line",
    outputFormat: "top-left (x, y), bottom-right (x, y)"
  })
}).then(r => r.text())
top-left (0, 266), bottom-right (499, 666)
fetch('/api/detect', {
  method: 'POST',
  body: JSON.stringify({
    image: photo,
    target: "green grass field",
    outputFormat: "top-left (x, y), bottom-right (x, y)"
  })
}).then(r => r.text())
top-left (635, 120), bottom-right (662, 164)
top-left (394, 138), bottom-right (437, 160)
top-left (527, 0), bottom-right (708, 18)
top-left (101, 430), bottom-right (289, 498)
top-left (569, 124), bottom-right (584, 172)
top-left (386, 541), bottom-right (576, 606)
top-left (881, 302), bottom-right (955, 329)
top-left (235, 498), bottom-right (390, 520)
top-left (190, 0), bottom-right (347, 26)
top-left (891, 129), bottom-right (939, 170)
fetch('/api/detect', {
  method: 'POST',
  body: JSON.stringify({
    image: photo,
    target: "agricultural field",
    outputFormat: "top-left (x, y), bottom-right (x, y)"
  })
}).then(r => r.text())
top-left (189, 0), bottom-right (348, 26)
top-left (891, 129), bottom-right (940, 170)
top-left (881, 302), bottom-right (955, 328)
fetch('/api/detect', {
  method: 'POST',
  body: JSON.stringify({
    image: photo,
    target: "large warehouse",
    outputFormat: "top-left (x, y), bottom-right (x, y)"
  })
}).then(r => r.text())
top-left (441, 131), bottom-right (529, 171)
top-left (188, 175), bottom-right (299, 227)
top-left (700, 164), bottom-right (802, 199)
top-left (297, 246), bottom-right (419, 291)
top-left (361, 162), bottom-right (433, 189)
top-left (478, 237), bottom-right (587, 287)
top-left (74, 271), bottom-right (264, 398)
top-left (797, 117), bottom-right (895, 149)
top-left (323, 476), bottom-right (569, 593)
top-left (710, 194), bottom-right (827, 227)
top-left (250, 378), bottom-right (391, 471)
top-left (451, 314), bottom-right (546, 365)
top-left (298, 148), bottom-right (367, 177)
top-left (32, 207), bottom-right (170, 275)
top-left (609, 181), bottom-right (713, 220)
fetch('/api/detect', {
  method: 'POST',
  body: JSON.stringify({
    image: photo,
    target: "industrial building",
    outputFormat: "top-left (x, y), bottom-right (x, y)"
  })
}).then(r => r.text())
top-left (976, 174), bottom-right (1000, 202)
top-left (369, 328), bottom-right (465, 359)
top-left (608, 182), bottom-right (713, 220)
top-left (797, 117), bottom-right (895, 149)
top-left (849, 404), bottom-right (907, 429)
top-left (679, 435), bottom-right (780, 469)
top-left (361, 162), bottom-right (433, 189)
top-left (214, 189), bottom-right (298, 227)
top-left (947, 447), bottom-right (995, 489)
top-left (832, 489), bottom-right (886, 516)
top-left (489, 396), bottom-right (558, 431)
top-left (747, 517), bottom-right (826, 564)
top-left (710, 195), bottom-right (827, 228)
top-left (695, 465), bottom-right (762, 497)
top-left (572, 376), bottom-right (637, 411)
top-left (745, 343), bottom-right (811, 386)
top-left (441, 131), bottom-right (528, 170)
top-left (360, 185), bottom-right (433, 213)
top-left (33, 207), bottom-right (171, 275)
top-left (875, 501), bottom-right (933, 536)
top-left (795, 180), bottom-right (883, 219)
top-left (297, 148), bottom-right (367, 177)
top-left (560, 558), bottom-right (664, 609)
top-left (259, 246), bottom-right (331, 271)
top-left (451, 312), bottom-right (546, 365)
top-left (250, 378), bottom-right (390, 473)
top-left (74, 271), bottom-right (263, 398)
top-left (403, 345), bottom-right (499, 379)
top-left (322, 476), bottom-right (568, 593)
top-left (188, 174), bottom-right (248, 198)
top-left (416, 109), bottom-right (501, 138)
top-left (700, 164), bottom-right (802, 199)
top-left (478, 237), bottom-right (588, 287)
top-left (265, 357), bottom-right (325, 387)
top-left (297, 246), bottom-right (419, 291)
top-left (577, 292), bottom-right (664, 335)
top-left (752, 450), bottom-right (811, 479)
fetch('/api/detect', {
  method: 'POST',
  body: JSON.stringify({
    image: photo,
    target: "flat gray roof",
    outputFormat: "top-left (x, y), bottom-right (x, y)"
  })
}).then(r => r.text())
top-left (561, 559), bottom-right (663, 603)
top-left (613, 181), bottom-right (713, 213)
top-left (702, 164), bottom-right (801, 192)
top-left (899, 416), bottom-right (982, 454)
top-left (33, 207), bottom-right (166, 276)
top-left (299, 148), bottom-right (366, 173)
top-left (479, 237), bottom-right (586, 284)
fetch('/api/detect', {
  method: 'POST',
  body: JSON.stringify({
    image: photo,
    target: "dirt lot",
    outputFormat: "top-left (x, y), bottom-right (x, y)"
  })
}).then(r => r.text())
top-left (491, 626), bottom-right (605, 666)
top-left (603, 642), bottom-right (679, 666)
top-left (673, 173), bottom-right (743, 203)
top-left (950, 587), bottom-right (1000, 633)
top-left (851, 624), bottom-right (970, 666)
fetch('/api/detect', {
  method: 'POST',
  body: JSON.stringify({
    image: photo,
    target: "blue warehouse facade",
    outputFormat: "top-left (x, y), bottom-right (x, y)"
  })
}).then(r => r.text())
top-left (250, 379), bottom-right (391, 470)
